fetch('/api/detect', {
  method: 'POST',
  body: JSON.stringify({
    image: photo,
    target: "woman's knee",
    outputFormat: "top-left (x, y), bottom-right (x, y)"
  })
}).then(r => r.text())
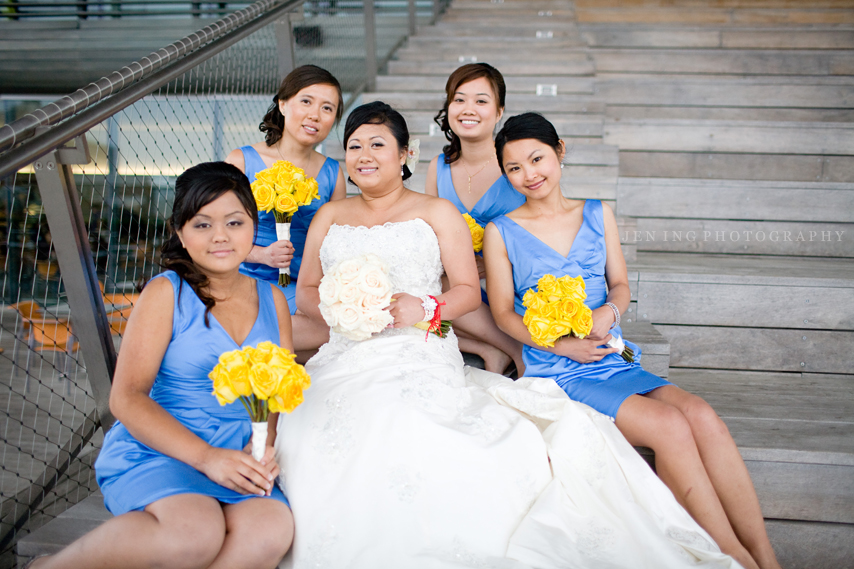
top-left (681, 394), bottom-right (730, 440)
top-left (151, 505), bottom-right (226, 569)
top-left (648, 403), bottom-right (696, 452)
top-left (226, 501), bottom-right (294, 564)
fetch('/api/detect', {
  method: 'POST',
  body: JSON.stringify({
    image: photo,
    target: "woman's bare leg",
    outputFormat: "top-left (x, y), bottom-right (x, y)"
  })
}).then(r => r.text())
top-left (647, 386), bottom-right (782, 569)
top-left (616, 394), bottom-right (760, 569)
top-left (30, 494), bottom-right (225, 569)
top-left (207, 499), bottom-right (293, 569)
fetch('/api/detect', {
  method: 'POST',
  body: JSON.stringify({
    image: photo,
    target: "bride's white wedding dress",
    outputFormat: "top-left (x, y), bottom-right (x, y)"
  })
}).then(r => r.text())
top-left (275, 219), bottom-right (740, 569)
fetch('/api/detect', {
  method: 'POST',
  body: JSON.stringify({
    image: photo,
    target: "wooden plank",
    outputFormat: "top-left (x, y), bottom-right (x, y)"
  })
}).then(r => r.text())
top-left (376, 75), bottom-right (596, 95)
top-left (364, 92), bottom-right (603, 114)
top-left (591, 49), bottom-right (854, 75)
top-left (656, 324), bottom-right (854, 374)
top-left (606, 105), bottom-right (854, 122)
top-left (630, 251), bottom-right (854, 286)
top-left (594, 80), bottom-right (854, 108)
top-left (766, 519), bottom-right (854, 569)
top-left (583, 28), bottom-right (723, 48)
top-left (723, 29), bottom-right (854, 49)
top-left (580, 26), bottom-right (854, 49)
top-left (387, 59), bottom-right (595, 76)
top-left (406, 37), bottom-right (585, 50)
top-left (618, 152), bottom-right (854, 182)
top-left (393, 48), bottom-right (589, 62)
top-left (636, 281), bottom-right (854, 330)
top-left (633, 218), bottom-right (854, 257)
top-left (617, 178), bottom-right (854, 223)
top-left (604, 120), bottom-right (854, 155)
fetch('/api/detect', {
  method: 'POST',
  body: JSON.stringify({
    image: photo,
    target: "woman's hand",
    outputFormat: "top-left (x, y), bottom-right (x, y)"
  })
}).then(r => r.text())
top-left (475, 256), bottom-right (487, 279)
top-left (553, 334), bottom-right (619, 364)
top-left (198, 446), bottom-right (275, 496)
top-left (240, 444), bottom-right (280, 496)
top-left (248, 241), bottom-right (294, 269)
top-left (388, 293), bottom-right (426, 329)
top-left (587, 305), bottom-right (617, 342)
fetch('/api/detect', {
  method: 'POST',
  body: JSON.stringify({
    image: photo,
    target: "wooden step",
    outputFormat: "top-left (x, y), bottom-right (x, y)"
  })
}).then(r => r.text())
top-left (364, 92), bottom-right (603, 114)
top-left (405, 36), bottom-right (586, 49)
top-left (575, 5), bottom-right (854, 26)
top-left (393, 47), bottom-right (589, 61)
top-left (387, 58), bottom-right (596, 76)
top-left (590, 48), bottom-right (854, 75)
top-left (580, 24), bottom-right (854, 49)
top-left (375, 75), bottom-right (596, 95)
top-left (627, 252), bottom-right (854, 374)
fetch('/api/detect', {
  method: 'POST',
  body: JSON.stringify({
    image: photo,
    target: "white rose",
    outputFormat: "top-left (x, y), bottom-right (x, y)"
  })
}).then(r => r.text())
top-left (338, 281), bottom-right (361, 305)
top-left (318, 275), bottom-right (340, 306)
top-left (359, 291), bottom-right (391, 312)
top-left (365, 309), bottom-right (394, 331)
top-left (319, 302), bottom-right (339, 327)
top-left (358, 264), bottom-right (391, 298)
top-left (336, 304), bottom-right (364, 332)
top-left (336, 259), bottom-right (362, 285)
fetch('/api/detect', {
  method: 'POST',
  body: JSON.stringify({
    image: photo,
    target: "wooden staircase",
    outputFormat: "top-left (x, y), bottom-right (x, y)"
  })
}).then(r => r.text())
top-left (16, 1), bottom-right (854, 567)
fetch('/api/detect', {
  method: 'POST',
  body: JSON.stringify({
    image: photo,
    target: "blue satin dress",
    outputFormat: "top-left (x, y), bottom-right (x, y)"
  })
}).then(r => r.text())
top-left (436, 152), bottom-right (526, 303)
top-left (239, 146), bottom-right (339, 314)
top-left (94, 271), bottom-right (290, 515)
top-left (491, 200), bottom-right (672, 420)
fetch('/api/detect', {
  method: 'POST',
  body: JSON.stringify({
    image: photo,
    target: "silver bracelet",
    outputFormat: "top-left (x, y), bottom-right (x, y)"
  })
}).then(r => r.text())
top-left (420, 295), bottom-right (437, 321)
top-left (605, 302), bottom-right (620, 329)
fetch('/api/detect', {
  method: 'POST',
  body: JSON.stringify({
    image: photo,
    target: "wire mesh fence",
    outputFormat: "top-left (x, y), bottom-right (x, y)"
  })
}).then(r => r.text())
top-left (0, 0), bottom-right (438, 562)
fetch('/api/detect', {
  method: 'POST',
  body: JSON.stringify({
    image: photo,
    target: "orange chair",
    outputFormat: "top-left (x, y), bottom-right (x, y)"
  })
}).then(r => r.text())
top-left (10, 301), bottom-right (45, 379)
top-left (28, 318), bottom-right (79, 391)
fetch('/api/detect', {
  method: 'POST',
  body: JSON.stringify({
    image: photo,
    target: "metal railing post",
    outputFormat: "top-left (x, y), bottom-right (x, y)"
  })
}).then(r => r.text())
top-left (364, 0), bottom-right (377, 91)
top-left (408, 0), bottom-right (416, 36)
top-left (432, 0), bottom-right (439, 24)
top-left (275, 13), bottom-right (296, 83)
top-left (32, 134), bottom-right (117, 431)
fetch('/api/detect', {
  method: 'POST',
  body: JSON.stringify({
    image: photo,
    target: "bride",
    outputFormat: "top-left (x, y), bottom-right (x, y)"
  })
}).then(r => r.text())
top-left (273, 101), bottom-right (742, 569)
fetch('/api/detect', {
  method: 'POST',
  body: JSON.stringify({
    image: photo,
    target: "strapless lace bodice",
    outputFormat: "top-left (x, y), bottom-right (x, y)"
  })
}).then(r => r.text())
top-left (319, 218), bottom-right (444, 298)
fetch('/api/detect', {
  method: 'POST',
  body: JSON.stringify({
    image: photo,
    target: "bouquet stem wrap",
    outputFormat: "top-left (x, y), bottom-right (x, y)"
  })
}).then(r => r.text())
top-left (250, 421), bottom-right (268, 462)
top-left (275, 218), bottom-right (292, 286)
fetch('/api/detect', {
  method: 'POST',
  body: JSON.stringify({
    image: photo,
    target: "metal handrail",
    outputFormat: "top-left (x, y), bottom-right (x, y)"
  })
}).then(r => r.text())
top-left (0, 0), bottom-right (300, 164)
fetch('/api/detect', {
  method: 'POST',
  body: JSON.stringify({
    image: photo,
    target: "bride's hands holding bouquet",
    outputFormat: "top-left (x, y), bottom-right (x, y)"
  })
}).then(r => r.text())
top-left (389, 292), bottom-right (426, 328)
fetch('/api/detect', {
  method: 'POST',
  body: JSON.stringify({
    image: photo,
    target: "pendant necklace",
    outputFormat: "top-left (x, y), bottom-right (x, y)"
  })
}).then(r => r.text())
top-left (460, 155), bottom-right (493, 194)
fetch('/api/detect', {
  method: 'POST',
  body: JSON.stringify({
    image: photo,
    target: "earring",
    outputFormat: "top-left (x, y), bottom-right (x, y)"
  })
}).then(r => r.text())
top-left (560, 163), bottom-right (564, 169)
top-left (401, 166), bottom-right (405, 176)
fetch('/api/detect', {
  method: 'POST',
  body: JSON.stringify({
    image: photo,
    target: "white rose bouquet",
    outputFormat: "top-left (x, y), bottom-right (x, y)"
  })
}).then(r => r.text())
top-left (318, 254), bottom-right (394, 341)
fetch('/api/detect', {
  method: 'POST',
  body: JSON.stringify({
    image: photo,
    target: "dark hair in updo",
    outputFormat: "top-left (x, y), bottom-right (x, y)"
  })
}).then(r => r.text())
top-left (259, 65), bottom-right (343, 146)
top-left (343, 101), bottom-right (413, 183)
top-left (495, 112), bottom-right (563, 174)
top-left (434, 63), bottom-right (506, 164)
top-left (160, 161), bottom-right (258, 326)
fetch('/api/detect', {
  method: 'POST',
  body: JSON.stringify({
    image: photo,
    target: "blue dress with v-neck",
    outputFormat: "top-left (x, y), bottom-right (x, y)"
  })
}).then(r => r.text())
top-left (94, 271), bottom-right (290, 515)
top-left (437, 152), bottom-right (526, 303)
top-left (239, 145), bottom-right (339, 314)
top-left (491, 200), bottom-right (671, 420)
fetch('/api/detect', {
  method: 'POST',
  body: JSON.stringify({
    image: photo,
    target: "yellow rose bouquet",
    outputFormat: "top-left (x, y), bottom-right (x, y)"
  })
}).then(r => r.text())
top-left (462, 213), bottom-right (484, 253)
top-left (210, 341), bottom-right (311, 460)
top-left (251, 161), bottom-right (321, 286)
top-left (522, 274), bottom-right (634, 362)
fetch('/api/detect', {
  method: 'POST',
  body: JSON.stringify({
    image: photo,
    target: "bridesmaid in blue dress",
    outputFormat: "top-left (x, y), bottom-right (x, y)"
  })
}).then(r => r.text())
top-left (29, 163), bottom-right (293, 569)
top-left (484, 113), bottom-right (782, 569)
top-left (425, 63), bottom-right (525, 375)
top-left (226, 65), bottom-right (345, 356)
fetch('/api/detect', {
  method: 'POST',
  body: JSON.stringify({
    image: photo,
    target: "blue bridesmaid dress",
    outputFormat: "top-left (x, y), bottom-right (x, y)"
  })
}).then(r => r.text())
top-left (490, 200), bottom-right (671, 420)
top-left (436, 152), bottom-right (526, 303)
top-left (239, 146), bottom-right (339, 314)
top-left (95, 271), bottom-right (290, 515)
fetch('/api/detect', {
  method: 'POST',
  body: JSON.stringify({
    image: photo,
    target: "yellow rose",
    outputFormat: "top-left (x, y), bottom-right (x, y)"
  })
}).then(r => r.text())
top-left (546, 321), bottom-right (571, 343)
top-left (275, 192), bottom-right (299, 215)
top-left (294, 178), bottom-right (319, 206)
top-left (249, 362), bottom-right (281, 400)
top-left (268, 365), bottom-right (312, 413)
top-left (462, 214), bottom-right (484, 253)
top-left (523, 292), bottom-right (549, 316)
top-left (246, 341), bottom-right (276, 364)
top-left (557, 298), bottom-right (579, 320)
top-left (251, 181), bottom-right (276, 212)
top-left (209, 349), bottom-right (252, 405)
top-left (537, 274), bottom-right (561, 302)
top-left (524, 314), bottom-right (554, 347)
top-left (570, 305), bottom-right (593, 338)
top-left (267, 347), bottom-right (298, 369)
top-left (558, 275), bottom-right (587, 303)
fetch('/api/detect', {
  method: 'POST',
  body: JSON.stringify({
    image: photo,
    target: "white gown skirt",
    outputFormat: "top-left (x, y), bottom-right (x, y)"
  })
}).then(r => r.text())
top-left (275, 330), bottom-right (741, 569)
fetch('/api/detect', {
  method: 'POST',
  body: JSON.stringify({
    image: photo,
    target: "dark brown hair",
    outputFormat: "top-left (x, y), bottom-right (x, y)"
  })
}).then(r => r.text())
top-left (259, 65), bottom-right (343, 146)
top-left (161, 162), bottom-right (258, 326)
top-left (433, 63), bottom-right (506, 164)
top-left (343, 101), bottom-right (413, 184)
top-left (495, 113), bottom-right (563, 174)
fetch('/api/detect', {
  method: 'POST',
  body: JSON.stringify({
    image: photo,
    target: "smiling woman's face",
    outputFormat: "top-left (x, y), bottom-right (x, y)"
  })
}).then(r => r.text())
top-left (500, 138), bottom-right (565, 199)
top-left (176, 191), bottom-right (254, 276)
top-left (448, 76), bottom-right (503, 141)
top-left (345, 123), bottom-right (406, 194)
